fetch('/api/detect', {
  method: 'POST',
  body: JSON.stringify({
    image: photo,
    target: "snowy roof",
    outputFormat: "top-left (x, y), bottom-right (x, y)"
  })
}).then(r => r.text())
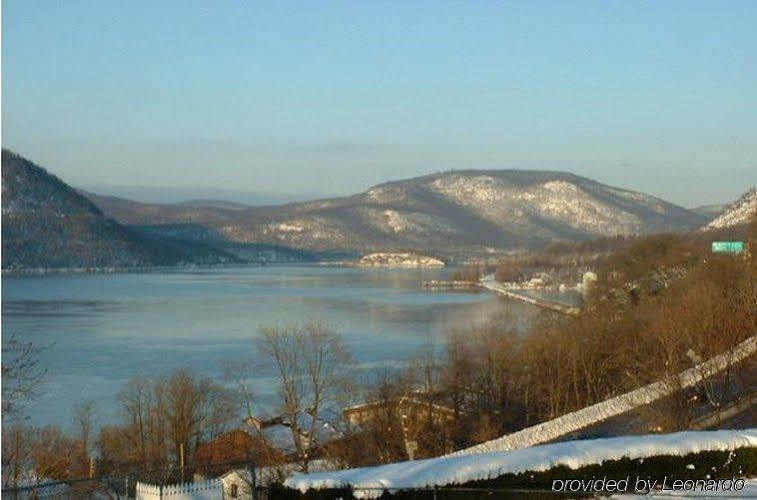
top-left (344, 396), bottom-right (455, 416)
top-left (242, 413), bottom-right (342, 455)
top-left (285, 429), bottom-right (757, 498)
top-left (295, 413), bottom-right (342, 443)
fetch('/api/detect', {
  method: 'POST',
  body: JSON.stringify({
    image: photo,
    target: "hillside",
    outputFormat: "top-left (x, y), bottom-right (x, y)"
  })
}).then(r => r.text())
top-left (1, 150), bottom-right (238, 270)
top-left (701, 187), bottom-right (757, 230)
top-left (88, 170), bottom-right (706, 258)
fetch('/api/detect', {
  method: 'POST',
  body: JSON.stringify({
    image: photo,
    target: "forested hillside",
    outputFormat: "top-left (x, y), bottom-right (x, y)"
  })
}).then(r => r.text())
top-left (1, 150), bottom-right (237, 270)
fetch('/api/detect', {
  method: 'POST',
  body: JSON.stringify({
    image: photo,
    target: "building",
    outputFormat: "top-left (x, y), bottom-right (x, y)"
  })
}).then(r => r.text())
top-left (194, 429), bottom-right (283, 474)
top-left (344, 396), bottom-right (456, 459)
top-left (241, 414), bottom-right (340, 457)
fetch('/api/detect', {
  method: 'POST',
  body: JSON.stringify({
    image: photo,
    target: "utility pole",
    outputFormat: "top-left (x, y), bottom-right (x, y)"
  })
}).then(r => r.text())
top-left (179, 443), bottom-right (185, 482)
top-left (247, 451), bottom-right (257, 500)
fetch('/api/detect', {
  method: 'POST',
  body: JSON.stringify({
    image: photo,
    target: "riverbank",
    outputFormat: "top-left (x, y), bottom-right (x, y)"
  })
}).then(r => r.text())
top-left (0, 261), bottom-right (271, 277)
top-left (479, 275), bottom-right (581, 315)
top-left (422, 275), bottom-right (582, 315)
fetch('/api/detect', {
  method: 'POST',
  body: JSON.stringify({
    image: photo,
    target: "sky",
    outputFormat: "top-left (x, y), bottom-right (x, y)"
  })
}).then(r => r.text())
top-left (2, 1), bottom-right (756, 207)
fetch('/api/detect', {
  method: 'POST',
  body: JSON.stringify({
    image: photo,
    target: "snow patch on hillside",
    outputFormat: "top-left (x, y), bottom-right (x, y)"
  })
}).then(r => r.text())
top-left (431, 175), bottom-right (509, 205)
top-left (536, 181), bottom-right (642, 232)
top-left (256, 217), bottom-right (347, 246)
top-left (272, 222), bottom-right (305, 232)
top-left (428, 175), bottom-right (646, 236)
top-left (383, 210), bottom-right (409, 233)
top-left (703, 188), bottom-right (757, 230)
top-left (366, 185), bottom-right (408, 204)
top-left (371, 209), bottom-right (456, 235)
top-left (607, 188), bottom-right (668, 215)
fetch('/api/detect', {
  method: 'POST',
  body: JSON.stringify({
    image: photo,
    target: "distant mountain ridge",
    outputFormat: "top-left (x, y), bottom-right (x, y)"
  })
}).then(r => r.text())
top-left (80, 184), bottom-right (320, 206)
top-left (87, 168), bottom-right (707, 258)
top-left (3, 150), bottom-right (711, 267)
top-left (691, 204), bottom-right (726, 218)
top-left (1, 150), bottom-right (238, 270)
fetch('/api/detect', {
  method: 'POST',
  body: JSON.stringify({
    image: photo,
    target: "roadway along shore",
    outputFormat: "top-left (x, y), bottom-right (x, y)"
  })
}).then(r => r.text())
top-left (423, 275), bottom-right (581, 315)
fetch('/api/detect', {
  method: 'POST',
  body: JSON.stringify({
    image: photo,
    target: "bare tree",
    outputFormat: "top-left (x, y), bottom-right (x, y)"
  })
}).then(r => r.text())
top-left (116, 376), bottom-right (156, 465)
top-left (72, 399), bottom-right (97, 476)
top-left (222, 359), bottom-right (259, 420)
top-left (2, 423), bottom-right (76, 489)
top-left (257, 321), bottom-right (352, 472)
top-left (163, 368), bottom-right (237, 469)
top-left (2, 423), bottom-right (35, 488)
top-left (109, 369), bottom-right (236, 475)
top-left (2, 335), bottom-right (46, 420)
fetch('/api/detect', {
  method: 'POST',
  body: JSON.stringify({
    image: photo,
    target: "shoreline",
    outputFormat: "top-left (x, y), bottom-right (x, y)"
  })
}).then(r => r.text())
top-left (1, 261), bottom-right (269, 277)
top-left (421, 275), bottom-right (583, 315)
top-left (479, 276), bottom-right (582, 315)
top-left (1, 259), bottom-right (452, 277)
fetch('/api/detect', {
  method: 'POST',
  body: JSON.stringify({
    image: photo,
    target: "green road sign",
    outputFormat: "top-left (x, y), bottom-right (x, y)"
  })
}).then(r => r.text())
top-left (711, 241), bottom-right (745, 253)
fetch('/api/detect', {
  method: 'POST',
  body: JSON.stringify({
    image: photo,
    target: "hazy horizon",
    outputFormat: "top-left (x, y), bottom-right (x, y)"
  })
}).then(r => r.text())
top-left (3, 1), bottom-right (756, 207)
top-left (80, 171), bottom-right (748, 209)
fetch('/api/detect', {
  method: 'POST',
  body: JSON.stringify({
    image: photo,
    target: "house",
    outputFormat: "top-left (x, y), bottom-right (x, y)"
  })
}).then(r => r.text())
top-left (220, 460), bottom-right (337, 499)
top-left (343, 396), bottom-right (456, 459)
top-left (194, 429), bottom-right (283, 474)
top-left (241, 413), bottom-right (341, 457)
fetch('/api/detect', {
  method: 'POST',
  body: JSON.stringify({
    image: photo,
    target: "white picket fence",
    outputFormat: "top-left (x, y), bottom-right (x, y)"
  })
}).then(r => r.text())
top-left (135, 479), bottom-right (222, 500)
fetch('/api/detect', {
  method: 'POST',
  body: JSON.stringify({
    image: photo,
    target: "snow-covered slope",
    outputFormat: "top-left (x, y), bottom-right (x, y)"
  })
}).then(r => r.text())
top-left (285, 429), bottom-right (757, 497)
top-left (702, 187), bottom-right (756, 230)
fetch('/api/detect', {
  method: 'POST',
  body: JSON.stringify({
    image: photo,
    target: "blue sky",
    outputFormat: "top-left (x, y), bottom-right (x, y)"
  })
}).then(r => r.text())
top-left (3, 1), bottom-right (756, 206)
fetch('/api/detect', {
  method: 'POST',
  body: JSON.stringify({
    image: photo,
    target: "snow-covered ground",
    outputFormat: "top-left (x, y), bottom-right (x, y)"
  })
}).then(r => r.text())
top-left (285, 429), bottom-right (757, 498)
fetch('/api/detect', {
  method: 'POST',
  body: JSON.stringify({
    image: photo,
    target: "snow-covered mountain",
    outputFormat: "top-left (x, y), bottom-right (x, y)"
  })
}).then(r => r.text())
top-left (88, 170), bottom-right (705, 257)
top-left (701, 187), bottom-right (757, 230)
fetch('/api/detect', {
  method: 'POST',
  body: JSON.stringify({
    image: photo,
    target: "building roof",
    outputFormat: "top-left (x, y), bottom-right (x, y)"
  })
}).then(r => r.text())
top-left (194, 429), bottom-right (283, 469)
top-left (344, 396), bottom-right (455, 417)
top-left (241, 413), bottom-right (342, 455)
